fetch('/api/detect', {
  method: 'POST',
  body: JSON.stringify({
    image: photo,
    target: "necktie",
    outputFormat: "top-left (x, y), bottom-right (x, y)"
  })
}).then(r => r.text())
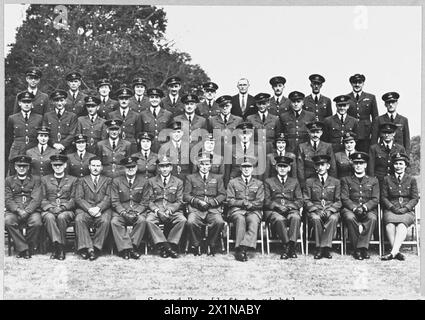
top-left (137, 97), bottom-right (141, 104)
top-left (144, 152), bottom-right (148, 160)
top-left (122, 111), bottom-right (126, 119)
top-left (40, 146), bottom-right (44, 154)
top-left (163, 177), bottom-right (167, 186)
top-left (24, 112), bottom-right (29, 122)
top-left (321, 176), bottom-right (325, 186)
top-left (152, 107), bottom-right (157, 118)
top-left (203, 174), bottom-right (207, 183)
top-left (390, 114), bottom-right (394, 122)
top-left (79, 153), bottom-right (83, 160)
top-left (262, 113), bottom-right (266, 123)
top-left (356, 94), bottom-right (359, 101)
top-left (245, 178), bottom-right (248, 185)
top-left (91, 116), bottom-right (95, 123)
top-left (314, 95), bottom-right (319, 104)
top-left (73, 93), bottom-right (77, 100)
top-left (188, 115), bottom-right (192, 124)
top-left (112, 140), bottom-right (116, 150)
top-left (241, 94), bottom-right (245, 110)
top-left (129, 180), bottom-right (133, 188)
top-left (340, 114), bottom-right (344, 123)
top-left (397, 175), bottom-right (401, 183)
top-left (313, 141), bottom-right (317, 151)
top-left (102, 97), bottom-right (106, 104)
top-left (223, 115), bottom-right (228, 124)
top-left (57, 111), bottom-right (61, 119)
top-left (276, 97), bottom-right (279, 105)
top-left (295, 111), bottom-right (300, 119)
top-left (93, 177), bottom-right (98, 188)
top-left (385, 144), bottom-right (390, 152)
top-left (209, 101), bottom-right (212, 108)
top-left (172, 97), bottom-right (176, 106)
top-left (243, 142), bottom-right (247, 154)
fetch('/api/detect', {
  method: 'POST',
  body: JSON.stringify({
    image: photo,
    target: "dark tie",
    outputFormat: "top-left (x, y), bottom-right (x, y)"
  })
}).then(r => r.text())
top-left (295, 111), bottom-right (300, 119)
top-left (209, 101), bottom-right (212, 108)
top-left (129, 180), bottom-right (133, 188)
top-left (144, 152), bottom-right (148, 160)
top-left (276, 97), bottom-right (279, 105)
top-left (245, 178), bottom-right (248, 185)
top-left (356, 94), bottom-right (360, 101)
top-left (24, 112), bottom-right (29, 122)
top-left (203, 174), bottom-right (207, 183)
top-left (163, 177), bottom-right (167, 186)
top-left (243, 142), bottom-right (247, 154)
top-left (321, 176), bottom-right (325, 186)
top-left (79, 153), bottom-right (83, 160)
top-left (122, 111), bottom-right (126, 119)
top-left (262, 113), bottom-right (266, 123)
top-left (73, 93), bottom-right (76, 100)
top-left (397, 175), bottom-right (401, 183)
top-left (241, 94), bottom-right (245, 111)
top-left (91, 116), bottom-right (95, 123)
top-left (188, 115), bottom-right (192, 124)
top-left (40, 146), bottom-right (44, 154)
top-left (137, 97), bottom-right (141, 104)
top-left (172, 97), bottom-right (176, 106)
top-left (223, 115), bottom-right (228, 124)
top-left (314, 96), bottom-right (319, 104)
top-left (313, 141), bottom-right (317, 151)
top-left (112, 140), bottom-right (116, 150)
top-left (340, 114), bottom-right (344, 123)
top-left (386, 144), bottom-right (390, 153)
top-left (93, 177), bottom-right (98, 188)
top-left (390, 114), bottom-right (394, 122)
top-left (102, 97), bottom-right (106, 104)
top-left (152, 108), bottom-right (157, 118)
top-left (57, 111), bottom-right (61, 119)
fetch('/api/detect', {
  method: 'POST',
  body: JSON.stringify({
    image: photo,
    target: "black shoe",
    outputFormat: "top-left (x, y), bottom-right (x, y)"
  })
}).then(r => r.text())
top-left (17, 249), bottom-right (31, 259)
top-left (395, 252), bottom-right (405, 261)
top-left (323, 248), bottom-right (332, 259)
top-left (120, 249), bottom-right (130, 260)
top-left (280, 245), bottom-right (289, 260)
top-left (167, 247), bottom-right (179, 259)
top-left (361, 248), bottom-right (370, 259)
top-left (314, 248), bottom-right (323, 260)
top-left (242, 248), bottom-right (248, 261)
top-left (57, 245), bottom-right (66, 261)
top-left (287, 242), bottom-right (297, 258)
top-left (88, 249), bottom-right (98, 261)
top-left (129, 249), bottom-right (141, 260)
top-left (353, 250), bottom-right (363, 260)
top-left (207, 245), bottom-right (216, 256)
top-left (192, 245), bottom-right (201, 256)
top-left (381, 253), bottom-right (394, 261)
top-left (50, 243), bottom-right (58, 259)
top-left (79, 249), bottom-right (89, 260)
top-left (235, 248), bottom-right (245, 262)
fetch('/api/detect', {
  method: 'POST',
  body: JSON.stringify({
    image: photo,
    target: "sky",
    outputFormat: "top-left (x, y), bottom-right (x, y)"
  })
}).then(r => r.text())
top-left (4, 4), bottom-right (422, 136)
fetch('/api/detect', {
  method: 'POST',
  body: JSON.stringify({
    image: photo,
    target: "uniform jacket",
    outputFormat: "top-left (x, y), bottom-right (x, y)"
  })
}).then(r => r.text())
top-left (246, 112), bottom-right (282, 144)
top-left (7, 112), bottom-right (43, 160)
top-left (42, 110), bottom-right (78, 149)
top-left (40, 174), bottom-right (78, 211)
top-left (139, 107), bottom-right (173, 142)
top-left (264, 151), bottom-right (297, 179)
top-left (264, 176), bottom-right (303, 217)
top-left (303, 175), bottom-right (342, 214)
top-left (381, 174), bottom-right (419, 211)
top-left (334, 151), bottom-right (354, 179)
top-left (26, 145), bottom-right (59, 177)
top-left (13, 89), bottom-right (50, 115)
top-left (279, 109), bottom-right (316, 153)
top-left (67, 151), bottom-right (96, 177)
top-left (111, 174), bottom-right (148, 214)
top-left (97, 138), bottom-right (131, 169)
top-left (269, 96), bottom-right (291, 116)
top-left (208, 114), bottom-right (243, 148)
top-left (132, 151), bottom-right (158, 179)
top-left (183, 172), bottom-right (226, 217)
top-left (144, 174), bottom-right (184, 213)
top-left (158, 141), bottom-right (192, 180)
top-left (231, 94), bottom-right (257, 119)
top-left (98, 98), bottom-right (119, 119)
top-left (128, 95), bottom-right (150, 114)
top-left (191, 151), bottom-right (225, 177)
top-left (173, 113), bottom-right (208, 145)
top-left (368, 142), bottom-right (406, 179)
top-left (323, 114), bottom-right (359, 148)
top-left (75, 175), bottom-right (112, 212)
top-left (108, 109), bottom-right (142, 144)
top-left (341, 175), bottom-right (379, 212)
top-left (161, 95), bottom-right (185, 117)
top-left (197, 100), bottom-right (221, 120)
top-left (226, 176), bottom-right (264, 219)
top-left (303, 94), bottom-right (333, 122)
top-left (65, 90), bottom-right (87, 117)
top-left (371, 113), bottom-right (410, 152)
top-left (5, 174), bottom-right (42, 213)
top-left (346, 91), bottom-right (378, 140)
top-left (77, 115), bottom-right (108, 151)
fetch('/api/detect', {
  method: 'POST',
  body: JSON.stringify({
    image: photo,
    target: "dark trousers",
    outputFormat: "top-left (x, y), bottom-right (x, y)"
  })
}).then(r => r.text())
top-left (343, 210), bottom-right (377, 249)
top-left (308, 211), bottom-right (340, 248)
top-left (111, 213), bottom-right (147, 252)
top-left (267, 210), bottom-right (301, 244)
top-left (41, 211), bottom-right (75, 245)
top-left (5, 211), bottom-right (42, 253)
top-left (186, 212), bottom-right (225, 247)
top-left (230, 212), bottom-right (260, 249)
top-left (146, 211), bottom-right (186, 246)
top-left (356, 139), bottom-right (370, 154)
top-left (75, 209), bottom-right (111, 251)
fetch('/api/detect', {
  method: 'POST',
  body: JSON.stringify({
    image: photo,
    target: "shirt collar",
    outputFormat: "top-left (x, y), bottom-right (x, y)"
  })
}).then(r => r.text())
top-left (258, 111), bottom-right (268, 118)
top-left (312, 93), bottom-right (321, 100)
top-left (27, 88), bottom-right (37, 95)
top-left (352, 91), bottom-right (362, 97)
top-left (387, 112), bottom-right (397, 118)
top-left (109, 137), bottom-right (119, 144)
top-left (21, 110), bottom-right (31, 117)
top-left (278, 175), bottom-right (287, 184)
top-left (319, 173), bottom-right (328, 181)
top-left (169, 94), bottom-right (179, 101)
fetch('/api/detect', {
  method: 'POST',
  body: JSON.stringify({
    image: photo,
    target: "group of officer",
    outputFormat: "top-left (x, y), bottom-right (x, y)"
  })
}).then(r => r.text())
top-left (5, 68), bottom-right (418, 262)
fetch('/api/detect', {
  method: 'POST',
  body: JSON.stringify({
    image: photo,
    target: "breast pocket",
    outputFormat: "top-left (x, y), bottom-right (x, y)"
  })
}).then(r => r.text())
top-left (234, 188), bottom-right (245, 199)
top-left (166, 188), bottom-right (177, 202)
top-left (248, 186), bottom-right (259, 200)
top-left (206, 182), bottom-right (218, 195)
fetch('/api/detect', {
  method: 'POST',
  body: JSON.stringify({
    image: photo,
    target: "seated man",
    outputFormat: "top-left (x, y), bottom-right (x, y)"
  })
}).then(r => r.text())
top-left (184, 152), bottom-right (226, 256)
top-left (341, 152), bottom-right (379, 260)
top-left (5, 155), bottom-right (42, 259)
top-left (304, 155), bottom-right (342, 259)
top-left (41, 154), bottom-right (78, 260)
top-left (75, 156), bottom-right (112, 260)
top-left (111, 156), bottom-right (148, 260)
top-left (144, 155), bottom-right (186, 258)
top-left (226, 156), bottom-right (264, 262)
top-left (264, 156), bottom-right (303, 259)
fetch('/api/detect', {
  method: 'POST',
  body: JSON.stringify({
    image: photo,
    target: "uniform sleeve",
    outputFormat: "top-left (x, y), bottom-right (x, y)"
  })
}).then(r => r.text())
top-left (328, 146), bottom-right (337, 178)
top-left (5, 179), bottom-right (19, 212)
top-left (341, 177), bottom-right (356, 211)
top-left (380, 177), bottom-right (393, 210)
top-left (403, 118), bottom-right (410, 153)
top-left (111, 179), bottom-right (125, 214)
top-left (364, 178), bottom-right (379, 211)
top-left (296, 145), bottom-right (305, 187)
top-left (169, 180), bottom-right (183, 213)
top-left (327, 180), bottom-right (342, 213)
top-left (251, 181), bottom-right (265, 210)
top-left (292, 180), bottom-right (304, 210)
top-left (144, 181), bottom-right (159, 212)
top-left (13, 94), bottom-right (20, 114)
top-left (226, 180), bottom-right (244, 208)
top-left (61, 178), bottom-right (77, 210)
top-left (368, 147), bottom-right (375, 177)
top-left (264, 180), bottom-right (276, 210)
top-left (303, 179), bottom-right (317, 213)
top-left (183, 176), bottom-right (196, 204)
top-left (370, 118), bottom-right (379, 145)
top-left (98, 179), bottom-right (112, 211)
top-left (211, 176), bottom-right (226, 207)
top-left (325, 98), bottom-right (332, 118)
top-left (371, 95), bottom-right (379, 120)
top-left (62, 114), bottom-right (78, 148)
top-left (404, 177), bottom-right (419, 211)
top-left (76, 118), bottom-right (83, 135)
top-left (25, 177), bottom-right (42, 213)
top-left (41, 179), bottom-right (54, 211)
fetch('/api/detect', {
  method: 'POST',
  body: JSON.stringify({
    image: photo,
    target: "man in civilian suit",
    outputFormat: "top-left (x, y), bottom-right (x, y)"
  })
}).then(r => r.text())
top-left (231, 78), bottom-right (256, 119)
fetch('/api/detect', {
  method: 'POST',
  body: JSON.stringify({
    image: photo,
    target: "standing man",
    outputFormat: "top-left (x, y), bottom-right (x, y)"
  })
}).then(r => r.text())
top-left (5, 155), bottom-right (43, 259)
top-left (247, 93), bottom-right (281, 153)
top-left (26, 126), bottom-right (58, 177)
top-left (43, 89), bottom-right (78, 154)
top-left (129, 77), bottom-right (150, 114)
top-left (40, 154), bottom-right (78, 260)
top-left (67, 134), bottom-right (96, 178)
top-left (303, 74), bottom-right (332, 122)
top-left (140, 88), bottom-right (173, 153)
top-left (279, 91), bottom-right (316, 153)
top-left (64, 71), bottom-right (87, 117)
top-left (304, 155), bottom-right (342, 259)
top-left (346, 74), bottom-right (378, 153)
top-left (75, 156), bottom-right (112, 261)
top-left (231, 78), bottom-right (256, 119)
top-left (323, 95), bottom-right (359, 153)
top-left (111, 156), bottom-right (148, 260)
top-left (296, 121), bottom-right (336, 189)
top-left (264, 156), bottom-right (303, 259)
top-left (371, 92), bottom-right (410, 152)
top-left (13, 67), bottom-right (50, 115)
top-left (197, 82), bottom-right (221, 120)
top-left (184, 152), bottom-right (226, 256)
top-left (144, 155), bottom-right (187, 258)
top-left (97, 119), bottom-right (131, 178)
top-left (162, 76), bottom-right (185, 117)
top-left (341, 152), bottom-right (379, 260)
top-left (77, 95), bottom-right (107, 154)
top-left (227, 156), bottom-right (264, 262)
top-left (268, 76), bottom-right (291, 115)
top-left (97, 78), bottom-right (119, 119)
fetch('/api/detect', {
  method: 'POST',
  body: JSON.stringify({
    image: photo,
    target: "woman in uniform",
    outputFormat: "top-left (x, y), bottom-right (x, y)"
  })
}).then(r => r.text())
top-left (131, 131), bottom-right (158, 179)
top-left (334, 132), bottom-right (357, 178)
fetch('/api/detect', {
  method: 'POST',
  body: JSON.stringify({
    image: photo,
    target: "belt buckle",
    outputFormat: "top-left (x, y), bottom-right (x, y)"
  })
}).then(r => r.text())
top-left (122, 132), bottom-right (126, 140)
top-left (399, 197), bottom-right (403, 205)
top-left (57, 133), bottom-right (61, 141)
top-left (321, 199), bottom-right (326, 207)
top-left (22, 196), bottom-right (27, 203)
top-left (56, 198), bottom-right (61, 205)
top-left (112, 163), bottom-right (116, 172)
top-left (25, 136), bottom-right (29, 144)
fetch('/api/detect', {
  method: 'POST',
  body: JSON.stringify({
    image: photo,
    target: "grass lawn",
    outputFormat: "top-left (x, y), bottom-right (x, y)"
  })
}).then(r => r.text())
top-left (4, 247), bottom-right (420, 300)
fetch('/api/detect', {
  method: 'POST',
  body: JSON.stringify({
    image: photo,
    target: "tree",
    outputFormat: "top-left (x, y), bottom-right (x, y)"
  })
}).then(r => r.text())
top-left (5, 4), bottom-right (210, 162)
top-left (409, 135), bottom-right (420, 176)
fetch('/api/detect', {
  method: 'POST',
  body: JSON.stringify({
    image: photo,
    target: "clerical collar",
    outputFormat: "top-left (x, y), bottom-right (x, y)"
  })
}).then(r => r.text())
top-left (354, 173), bottom-right (365, 179)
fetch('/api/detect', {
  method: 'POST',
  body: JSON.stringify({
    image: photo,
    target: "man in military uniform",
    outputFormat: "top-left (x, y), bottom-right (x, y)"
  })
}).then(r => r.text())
top-left (77, 95), bottom-right (107, 154)
top-left (7, 91), bottom-right (43, 175)
top-left (139, 88), bottom-right (173, 153)
top-left (334, 132), bottom-right (358, 178)
top-left (97, 78), bottom-right (119, 119)
top-left (40, 155), bottom-right (78, 260)
top-left (197, 81), bottom-right (221, 120)
top-left (231, 78), bottom-right (257, 119)
top-left (128, 77), bottom-right (150, 113)
top-left (26, 126), bottom-right (58, 177)
top-left (304, 155), bottom-right (342, 259)
top-left (132, 132), bottom-right (158, 179)
top-left (323, 95), bottom-right (359, 153)
top-left (368, 122), bottom-right (406, 186)
top-left (111, 156), bottom-right (148, 259)
top-left (227, 156), bottom-right (264, 261)
top-left (264, 156), bottom-right (303, 259)
top-left (303, 74), bottom-right (332, 122)
top-left (5, 155), bottom-right (43, 259)
top-left (184, 152), bottom-right (226, 255)
top-left (64, 71), bottom-right (87, 117)
top-left (97, 119), bottom-right (131, 178)
top-left (109, 86), bottom-right (142, 154)
top-left (346, 74), bottom-right (378, 153)
top-left (162, 76), bottom-right (185, 117)
top-left (144, 155), bottom-right (187, 258)
top-left (192, 133), bottom-right (225, 180)
top-left (75, 156), bottom-right (112, 261)
top-left (13, 67), bottom-right (50, 115)
top-left (371, 92), bottom-right (410, 152)
top-left (264, 133), bottom-right (296, 179)
top-left (42, 89), bottom-right (78, 154)
top-left (268, 76), bottom-right (291, 115)
top-left (341, 152), bottom-right (379, 260)
top-left (247, 93), bottom-right (281, 152)
top-left (296, 121), bottom-right (336, 189)
top-left (279, 91), bottom-right (316, 153)
top-left (67, 134), bottom-right (96, 178)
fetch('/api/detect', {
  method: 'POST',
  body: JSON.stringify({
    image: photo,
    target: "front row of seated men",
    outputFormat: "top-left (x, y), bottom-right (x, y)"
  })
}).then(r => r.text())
top-left (5, 147), bottom-right (418, 262)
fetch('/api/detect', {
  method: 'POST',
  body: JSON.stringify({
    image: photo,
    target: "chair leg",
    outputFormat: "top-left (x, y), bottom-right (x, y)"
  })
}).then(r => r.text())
top-left (260, 222), bottom-right (264, 255)
top-left (266, 224), bottom-right (270, 254)
top-left (226, 223), bottom-right (229, 254)
top-left (300, 224), bottom-right (304, 255)
top-left (7, 231), bottom-right (12, 256)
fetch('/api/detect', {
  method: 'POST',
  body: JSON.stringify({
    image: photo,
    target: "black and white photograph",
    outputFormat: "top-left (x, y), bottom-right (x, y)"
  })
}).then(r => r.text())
top-left (2, 2), bottom-right (422, 301)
